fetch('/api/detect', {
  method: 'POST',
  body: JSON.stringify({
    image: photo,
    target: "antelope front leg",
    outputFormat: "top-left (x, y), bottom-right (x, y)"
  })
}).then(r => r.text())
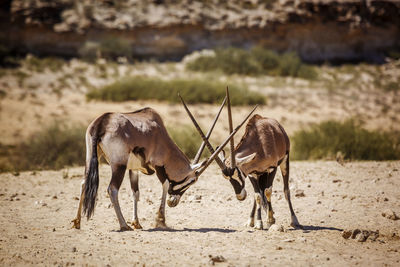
top-left (129, 170), bottom-right (142, 229)
top-left (259, 170), bottom-right (277, 229)
top-left (71, 179), bottom-right (85, 229)
top-left (155, 180), bottom-right (169, 229)
top-left (245, 199), bottom-right (256, 227)
top-left (249, 176), bottom-right (263, 230)
top-left (264, 186), bottom-right (276, 228)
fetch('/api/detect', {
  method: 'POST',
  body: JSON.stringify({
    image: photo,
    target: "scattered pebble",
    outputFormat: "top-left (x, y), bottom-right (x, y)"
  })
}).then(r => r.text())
top-left (188, 195), bottom-right (202, 202)
top-left (208, 255), bottom-right (226, 265)
top-left (381, 209), bottom-right (399, 220)
top-left (295, 190), bottom-right (305, 198)
top-left (283, 238), bottom-right (295, 243)
top-left (342, 229), bottom-right (379, 242)
top-left (269, 224), bottom-right (285, 232)
top-left (342, 230), bottom-right (352, 239)
top-left (72, 247), bottom-right (77, 253)
top-left (332, 179), bottom-right (342, 183)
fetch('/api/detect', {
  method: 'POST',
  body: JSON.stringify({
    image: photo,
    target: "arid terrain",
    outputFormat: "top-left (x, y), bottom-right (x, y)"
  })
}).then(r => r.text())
top-left (1, 0), bottom-right (400, 265)
top-left (0, 161), bottom-right (399, 266)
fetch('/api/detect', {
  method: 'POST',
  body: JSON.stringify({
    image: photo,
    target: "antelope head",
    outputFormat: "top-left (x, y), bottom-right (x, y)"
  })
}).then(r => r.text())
top-left (179, 88), bottom-right (258, 201)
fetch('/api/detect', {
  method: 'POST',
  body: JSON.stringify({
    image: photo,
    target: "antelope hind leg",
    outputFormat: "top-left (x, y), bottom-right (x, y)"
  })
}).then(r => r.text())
top-left (71, 179), bottom-right (85, 229)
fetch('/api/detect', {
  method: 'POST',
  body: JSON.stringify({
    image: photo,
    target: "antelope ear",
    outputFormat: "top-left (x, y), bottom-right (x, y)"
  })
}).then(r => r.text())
top-left (236, 153), bottom-right (256, 165)
top-left (217, 146), bottom-right (225, 162)
top-left (191, 160), bottom-right (207, 171)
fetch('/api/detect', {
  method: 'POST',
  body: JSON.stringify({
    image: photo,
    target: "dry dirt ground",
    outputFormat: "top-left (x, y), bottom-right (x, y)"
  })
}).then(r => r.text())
top-left (0, 161), bottom-right (399, 266)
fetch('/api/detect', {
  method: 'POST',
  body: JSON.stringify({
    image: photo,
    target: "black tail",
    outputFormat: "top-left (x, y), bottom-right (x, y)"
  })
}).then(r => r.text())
top-left (82, 114), bottom-right (109, 220)
top-left (83, 134), bottom-right (99, 220)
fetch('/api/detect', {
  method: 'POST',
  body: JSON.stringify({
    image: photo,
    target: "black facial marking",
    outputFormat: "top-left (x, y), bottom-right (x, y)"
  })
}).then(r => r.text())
top-left (228, 167), bottom-right (245, 195)
top-left (155, 165), bottom-right (188, 196)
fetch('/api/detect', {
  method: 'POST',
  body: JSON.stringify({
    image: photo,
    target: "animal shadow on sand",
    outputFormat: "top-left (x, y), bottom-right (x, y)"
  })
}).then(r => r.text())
top-left (288, 225), bottom-right (343, 233)
top-left (145, 227), bottom-right (236, 233)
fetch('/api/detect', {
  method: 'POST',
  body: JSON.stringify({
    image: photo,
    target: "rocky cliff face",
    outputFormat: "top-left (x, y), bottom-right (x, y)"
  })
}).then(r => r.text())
top-left (2, 0), bottom-right (400, 62)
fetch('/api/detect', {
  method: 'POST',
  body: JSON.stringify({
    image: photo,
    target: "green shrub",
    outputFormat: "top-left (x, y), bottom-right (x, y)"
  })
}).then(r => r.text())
top-left (79, 38), bottom-right (133, 62)
top-left (167, 124), bottom-right (210, 159)
top-left (86, 76), bottom-right (266, 106)
top-left (0, 122), bottom-right (86, 172)
top-left (291, 119), bottom-right (400, 161)
top-left (26, 56), bottom-right (65, 72)
top-left (186, 46), bottom-right (318, 79)
top-left (384, 81), bottom-right (400, 92)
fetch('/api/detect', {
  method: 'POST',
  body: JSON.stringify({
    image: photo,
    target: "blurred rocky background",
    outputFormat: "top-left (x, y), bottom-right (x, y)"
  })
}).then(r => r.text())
top-left (1, 0), bottom-right (399, 62)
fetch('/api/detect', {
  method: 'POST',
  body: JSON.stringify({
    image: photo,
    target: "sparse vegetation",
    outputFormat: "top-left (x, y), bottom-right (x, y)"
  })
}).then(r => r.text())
top-left (292, 119), bottom-right (400, 161)
top-left (14, 70), bottom-right (30, 87)
top-left (25, 55), bottom-right (65, 72)
top-left (186, 47), bottom-right (318, 80)
top-left (86, 76), bottom-right (266, 105)
top-left (0, 122), bottom-right (86, 172)
top-left (79, 38), bottom-right (133, 62)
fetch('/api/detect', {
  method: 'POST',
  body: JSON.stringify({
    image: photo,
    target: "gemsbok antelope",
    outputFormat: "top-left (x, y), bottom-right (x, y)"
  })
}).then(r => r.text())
top-left (180, 88), bottom-right (301, 230)
top-left (71, 106), bottom-right (257, 231)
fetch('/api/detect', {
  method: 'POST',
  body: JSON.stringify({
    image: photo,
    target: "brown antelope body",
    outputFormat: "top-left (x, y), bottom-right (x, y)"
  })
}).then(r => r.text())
top-left (72, 106), bottom-right (256, 231)
top-left (181, 88), bottom-right (301, 230)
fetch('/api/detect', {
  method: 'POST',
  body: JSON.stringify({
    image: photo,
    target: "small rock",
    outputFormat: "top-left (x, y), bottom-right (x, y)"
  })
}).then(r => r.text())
top-left (295, 190), bottom-right (305, 198)
top-left (332, 179), bottom-right (342, 183)
top-left (382, 209), bottom-right (399, 220)
top-left (351, 229), bottom-right (361, 239)
top-left (283, 238), bottom-right (295, 243)
top-left (357, 231), bottom-right (370, 242)
top-left (276, 246), bottom-right (283, 250)
top-left (342, 230), bottom-right (352, 239)
top-left (368, 231), bottom-right (379, 241)
top-left (72, 247), bottom-right (77, 252)
top-left (208, 255), bottom-right (226, 265)
top-left (269, 224), bottom-right (284, 232)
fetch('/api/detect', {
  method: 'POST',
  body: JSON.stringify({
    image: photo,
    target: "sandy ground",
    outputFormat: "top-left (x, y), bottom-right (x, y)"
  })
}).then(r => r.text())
top-left (0, 161), bottom-right (399, 266)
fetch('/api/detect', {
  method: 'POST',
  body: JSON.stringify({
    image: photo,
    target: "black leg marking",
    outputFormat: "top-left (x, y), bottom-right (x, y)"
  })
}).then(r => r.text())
top-left (249, 176), bottom-right (263, 229)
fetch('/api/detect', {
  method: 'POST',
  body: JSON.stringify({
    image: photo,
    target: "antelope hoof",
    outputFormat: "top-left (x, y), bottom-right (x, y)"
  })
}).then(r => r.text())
top-left (267, 218), bottom-right (276, 229)
top-left (155, 220), bottom-right (168, 229)
top-left (120, 225), bottom-right (133, 232)
top-left (290, 216), bottom-right (302, 229)
top-left (71, 218), bottom-right (81, 229)
top-left (131, 220), bottom-right (143, 229)
top-left (245, 218), bottom-right (254, 227)
top-left (254, 220), bottom-right (263, 230)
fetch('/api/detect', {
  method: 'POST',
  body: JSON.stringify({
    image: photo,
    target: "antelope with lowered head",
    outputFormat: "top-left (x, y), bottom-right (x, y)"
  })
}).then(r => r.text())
top-left (181, 88), bottom-right (301, 230)
top-left (71, 106), bottom-right (256, 231)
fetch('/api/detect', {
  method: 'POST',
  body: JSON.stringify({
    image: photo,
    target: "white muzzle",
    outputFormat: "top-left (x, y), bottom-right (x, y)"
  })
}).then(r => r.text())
top-left (236, 188), bottom-right (247, 201)
top-left (167, 195), bottom-right (181, 207)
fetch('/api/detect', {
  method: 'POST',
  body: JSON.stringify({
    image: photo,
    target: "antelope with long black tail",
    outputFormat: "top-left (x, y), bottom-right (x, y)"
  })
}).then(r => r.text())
top-left (72, 105), bottom-right (256, 231)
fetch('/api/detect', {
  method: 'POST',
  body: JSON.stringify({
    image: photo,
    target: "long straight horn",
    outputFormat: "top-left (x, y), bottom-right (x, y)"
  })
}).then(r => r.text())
top-left (226, 86), bottom-right (236, 169)
top-left (196, 104), bottom-right (258, 177)
top-left (178, 94), bottom-right (226, 170)
top-left (193, 96), bottom-right (227, 164)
